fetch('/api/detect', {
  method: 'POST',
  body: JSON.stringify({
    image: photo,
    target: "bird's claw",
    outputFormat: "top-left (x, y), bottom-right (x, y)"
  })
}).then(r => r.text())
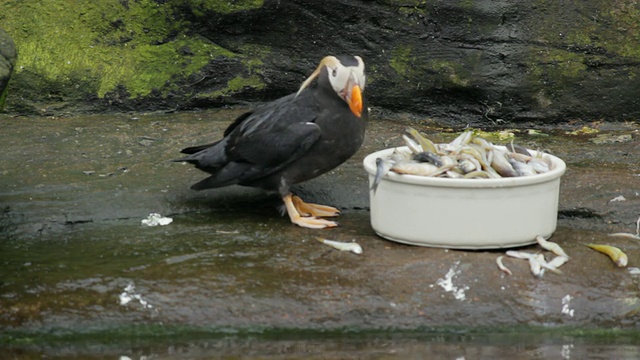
top-left (292, 195), bottom-right (341, 217)
top-left (291, 216), bottom-right (339, 229)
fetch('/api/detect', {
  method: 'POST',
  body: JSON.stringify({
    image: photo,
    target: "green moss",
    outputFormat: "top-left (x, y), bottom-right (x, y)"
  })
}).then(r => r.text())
top-left (379, 0), bottom-right (427, 5)
top-left (227, 75), bottom-right (265, 92)
top-left (390, 46), bottom-right (473, 89)
top-left (427, 59), bottom-right (471, 87)
top-left (1, 0), bottom-right (239, 100)
top-left (601, 2), bottom-right (640, 58)
top-left (458, 0), bottom-right (475, 10)
top-left (395, 0), bottom-right (428, 16)
top-left (236, 44), bottom-right (270, 73)
top-left (536, 1), bottom-right (640, 60)
top-left (524, 1), bottom-right (640, 103)
top-left (185, 0), bottom-right (264, 15)
top-left (529, 49), bottom-right (587, 80)
top-left (200, 74), bottom-right (265, 99)
top-left (366, 64), bottom-right (380, 85)
top-left (390, 46), bottom-right (414, 77)
top-left (523, 1), bottom-right (640, 103)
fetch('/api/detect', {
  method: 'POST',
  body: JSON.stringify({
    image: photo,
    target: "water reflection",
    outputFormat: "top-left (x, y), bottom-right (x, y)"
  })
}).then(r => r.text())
top-left (4, 332), bottom-right (640, 359)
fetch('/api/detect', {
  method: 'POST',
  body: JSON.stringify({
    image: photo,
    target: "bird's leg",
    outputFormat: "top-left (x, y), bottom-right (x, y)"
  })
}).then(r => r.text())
top-left (291, 195), bottom-right (341, 217)
top-left (283, 194), bottom-right (338, 229)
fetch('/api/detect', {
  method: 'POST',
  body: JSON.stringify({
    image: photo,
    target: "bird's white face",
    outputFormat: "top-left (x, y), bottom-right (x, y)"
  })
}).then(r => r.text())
top-left (326, 56), bottom-right (366, 117)
top-left (296, 55), bottom-right (366, 117)
top-left (326, 56), bottom-right (366, 97)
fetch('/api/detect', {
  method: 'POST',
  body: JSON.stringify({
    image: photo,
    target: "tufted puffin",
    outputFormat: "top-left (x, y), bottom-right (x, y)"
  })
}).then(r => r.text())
top-left (176, 55), bottom-right (367, 229)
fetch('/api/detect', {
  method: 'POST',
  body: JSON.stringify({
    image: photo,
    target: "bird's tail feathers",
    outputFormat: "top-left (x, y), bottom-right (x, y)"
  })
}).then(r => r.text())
top-left (173, 139), bottom-right (227, 167)
top-left (180, 140), bottom-right (222, 155)
top-left (189, 162), bottom-right (252, 190)
top-left (171, 157), bottom-right (199, 164)
top-left (190, 173), bottom-right (239, 191)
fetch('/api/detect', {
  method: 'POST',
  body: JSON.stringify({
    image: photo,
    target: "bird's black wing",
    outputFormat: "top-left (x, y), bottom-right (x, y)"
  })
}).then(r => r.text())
top-left (224, 92), bottom-right (322, 177)
top-left (187, 91), bottom-right (323, 188)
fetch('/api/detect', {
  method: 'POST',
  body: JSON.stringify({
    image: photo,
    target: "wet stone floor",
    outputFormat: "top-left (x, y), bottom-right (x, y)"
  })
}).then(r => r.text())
top-left (0, 110), bottom-right (639, 358)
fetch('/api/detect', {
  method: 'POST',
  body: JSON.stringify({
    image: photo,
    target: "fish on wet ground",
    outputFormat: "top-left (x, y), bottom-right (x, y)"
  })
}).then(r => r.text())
top-left (585, 243), bottom-right (628, 267)
top-left (496, 255), bottom-right (512, 275)
top-left (316, 237), bottom-right (363, 254)
top-left (505, 250), bottom-right (563, 277)
top-left (536, 235), bottom-right (570, 258)
top-left (608, 215), bottom-right (640, 240)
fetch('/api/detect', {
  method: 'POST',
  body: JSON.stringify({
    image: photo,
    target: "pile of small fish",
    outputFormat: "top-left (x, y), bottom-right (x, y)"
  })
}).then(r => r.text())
top-left (497, 236), bottom-right (570, 278)
top-left (372, 127), bottom-right (553, 193)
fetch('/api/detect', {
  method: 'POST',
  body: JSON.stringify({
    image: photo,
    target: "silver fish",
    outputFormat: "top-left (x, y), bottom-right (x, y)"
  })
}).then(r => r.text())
top-left (529, 253), bottom-right (545, 278)
top-left (463, 170), bottom-right (492, 179)
top-left (450, 130), bottom-right (474, 147)
top-left (445, 170), bottom-right (464, 178)
top-left (505, 251), bottom-right (562, 276)
top-left (405, 127), bottom-right (438, 154)
top-left (536, 254), bottom-right (563, 274)
top-left (491, 148), bottom-right (518, 177)
top-left (457, 154), bottom-right (481, 174)
top-left (547, 255), bottom-right (569, 268)
top-left (392, 161), bottom-right (442, 176)
top-left (608, 215), bottom-right (640, 239)
top-left (413, 151), bottom-right (444, 167)
top-left (506, 250), bottom-right (536, 260)
top-left (496, 255), bottom-right (512, 275)
top-left (402, 134), bottom-right (423, 154)
top-left (529, 158), bottom-right (550, 174)
top-left (457, 158), bottom-right (477, 174)
top-left (459, 147), bottom-right (492, 174)
top-left (508, 152), bottom-right (532, 163)
top-left (371, 150), bottom-right (407, 194)
top-left (372, 157), bottom-right (390, 194)
top-left (506, 142), bottom-right (532, 156)
top-left (536, 235), bottom-right (569, 258)
top-left (509, 158), bottom-right (536, 176)
top-left (609, 233), bottom-right (640, 240)
top-left (316, 237), bottom-right (363, 254)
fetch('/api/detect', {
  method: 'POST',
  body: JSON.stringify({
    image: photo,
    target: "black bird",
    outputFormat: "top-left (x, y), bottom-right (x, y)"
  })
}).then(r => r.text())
top-left (176, 56), bottom-right (367, 229)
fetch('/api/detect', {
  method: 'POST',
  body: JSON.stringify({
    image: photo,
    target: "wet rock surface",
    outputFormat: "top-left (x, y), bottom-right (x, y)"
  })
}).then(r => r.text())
top-left (0, 110), bottom-right (639, 354)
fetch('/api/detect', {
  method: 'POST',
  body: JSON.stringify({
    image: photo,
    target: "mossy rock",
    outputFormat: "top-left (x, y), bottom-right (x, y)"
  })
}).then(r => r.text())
top-left (0, 0), bottom-right (269, 114)
top-left (0, 27), bottom-right (17, 111)
top-left (1, 0), bottom-right (640, 124)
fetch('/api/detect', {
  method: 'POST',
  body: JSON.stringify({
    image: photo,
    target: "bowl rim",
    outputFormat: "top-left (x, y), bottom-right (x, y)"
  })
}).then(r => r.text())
top-left (363, 145), bottom-right (566, 189)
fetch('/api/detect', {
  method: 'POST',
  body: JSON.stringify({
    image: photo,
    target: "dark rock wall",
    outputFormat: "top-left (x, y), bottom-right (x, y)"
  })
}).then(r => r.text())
top-left (1, 0), bottom-right (639, 125)
top-left (0, 28), bottom-right (17, 111)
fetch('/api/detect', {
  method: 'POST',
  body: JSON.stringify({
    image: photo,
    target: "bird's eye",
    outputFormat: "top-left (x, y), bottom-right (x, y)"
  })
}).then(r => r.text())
top-left (332, 68), bottom-right (337, 77)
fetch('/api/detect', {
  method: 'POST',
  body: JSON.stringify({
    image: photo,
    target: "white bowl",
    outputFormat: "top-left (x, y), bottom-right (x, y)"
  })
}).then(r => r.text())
top-left (363, 146), bottom-right (566, 249)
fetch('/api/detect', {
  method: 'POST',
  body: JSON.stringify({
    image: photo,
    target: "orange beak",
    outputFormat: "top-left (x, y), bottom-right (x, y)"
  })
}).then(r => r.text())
top-left (349, 85), bottom-right (363, 118)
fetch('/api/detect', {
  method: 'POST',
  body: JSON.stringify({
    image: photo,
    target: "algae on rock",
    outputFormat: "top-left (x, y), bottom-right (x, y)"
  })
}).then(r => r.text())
top-left (1, 0), bottom-right (640, 124)
top-left (0, 0), bottom-right (267, 113)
